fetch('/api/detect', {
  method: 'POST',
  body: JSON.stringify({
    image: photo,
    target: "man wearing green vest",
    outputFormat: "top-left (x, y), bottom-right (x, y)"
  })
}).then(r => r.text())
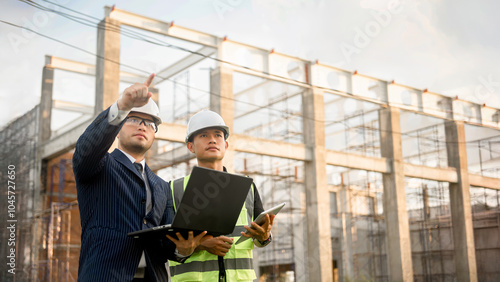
top-left (169, 109), bottom-right (275, 281)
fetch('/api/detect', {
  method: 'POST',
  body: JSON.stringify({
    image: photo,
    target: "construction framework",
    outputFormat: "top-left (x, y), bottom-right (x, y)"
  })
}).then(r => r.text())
top-left (1, 6), bottom-right (500, 281)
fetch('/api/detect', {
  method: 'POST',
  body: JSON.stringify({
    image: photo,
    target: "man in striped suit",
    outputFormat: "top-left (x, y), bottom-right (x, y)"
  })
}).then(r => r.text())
top-left (73, 74), bottom-right (206, 281)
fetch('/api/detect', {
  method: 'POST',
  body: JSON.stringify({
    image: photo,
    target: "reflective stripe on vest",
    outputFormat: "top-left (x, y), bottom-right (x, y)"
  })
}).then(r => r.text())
top-left (169, 174), bottom-right (256, 281)
top-left (170, 258), bottom-right (254, 275)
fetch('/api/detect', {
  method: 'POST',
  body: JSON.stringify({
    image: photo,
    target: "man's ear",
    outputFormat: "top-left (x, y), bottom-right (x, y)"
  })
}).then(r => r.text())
top-left (187, 142), bottom-right (195, 153)
top-left (225, 141), bottom-right (229, 149)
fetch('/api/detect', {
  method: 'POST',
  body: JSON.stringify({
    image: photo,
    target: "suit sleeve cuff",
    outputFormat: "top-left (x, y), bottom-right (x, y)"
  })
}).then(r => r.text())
top-left (108, 101), bottom-right (130, 125)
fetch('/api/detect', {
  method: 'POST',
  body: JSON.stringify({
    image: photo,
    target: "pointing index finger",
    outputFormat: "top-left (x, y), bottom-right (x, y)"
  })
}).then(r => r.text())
top-left (144, 73), bottom-right (155, 87)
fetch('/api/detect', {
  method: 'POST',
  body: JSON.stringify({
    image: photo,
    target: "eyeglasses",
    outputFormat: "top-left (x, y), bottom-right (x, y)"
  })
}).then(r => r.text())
top-left (125, 116), bottom-right (158, 133)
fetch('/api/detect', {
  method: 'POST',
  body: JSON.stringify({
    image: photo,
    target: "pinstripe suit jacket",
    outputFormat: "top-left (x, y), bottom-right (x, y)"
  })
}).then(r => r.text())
top-left (73, 108), bottom-right (177, 281)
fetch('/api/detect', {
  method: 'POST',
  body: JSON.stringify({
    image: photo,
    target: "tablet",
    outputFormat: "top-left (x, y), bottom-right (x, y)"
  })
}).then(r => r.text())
top-left (235, 202), bottom-right (286, 244)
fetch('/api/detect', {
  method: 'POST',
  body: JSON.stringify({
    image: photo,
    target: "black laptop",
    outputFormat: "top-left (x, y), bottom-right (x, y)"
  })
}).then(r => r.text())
top-left (128, 166), bottom-right (253, 239)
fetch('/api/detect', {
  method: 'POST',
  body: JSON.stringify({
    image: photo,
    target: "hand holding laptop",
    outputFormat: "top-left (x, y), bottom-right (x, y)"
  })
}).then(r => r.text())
top-left (166, 230), bottom-right (208, 256)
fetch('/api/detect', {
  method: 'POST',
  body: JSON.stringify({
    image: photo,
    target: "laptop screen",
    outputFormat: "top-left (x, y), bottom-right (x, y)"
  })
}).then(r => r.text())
top-left (172, 166), bottom-right (253, 236)
top-left (128, 166), bottom-right (253, 239)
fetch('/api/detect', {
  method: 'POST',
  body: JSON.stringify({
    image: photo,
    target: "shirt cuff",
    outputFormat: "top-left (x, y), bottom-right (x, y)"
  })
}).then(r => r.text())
top-left (254, 232), bottom-right (272, 248)
top-left (108, 101), bottom-right (130, 125)
top-left (174, 248), bottom-right (192, 259)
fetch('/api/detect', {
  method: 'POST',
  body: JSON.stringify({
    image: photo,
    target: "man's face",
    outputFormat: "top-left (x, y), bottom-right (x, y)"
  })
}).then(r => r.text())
top-left (187, 128), bottom-right (228, 162)
top-left (117, 112), bottom-right (156, 155)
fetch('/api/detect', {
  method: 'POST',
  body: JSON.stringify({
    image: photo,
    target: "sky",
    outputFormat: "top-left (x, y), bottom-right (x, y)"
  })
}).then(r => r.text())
top-left (1, 0), bottom-right (500, 129)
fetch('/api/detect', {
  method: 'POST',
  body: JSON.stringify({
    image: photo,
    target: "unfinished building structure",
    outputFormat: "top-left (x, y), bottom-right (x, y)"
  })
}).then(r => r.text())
top-left (1, 6), bottom-right (499, 281)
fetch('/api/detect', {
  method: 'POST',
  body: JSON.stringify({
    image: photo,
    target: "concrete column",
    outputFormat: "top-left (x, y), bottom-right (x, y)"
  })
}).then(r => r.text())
top-left (34, 60), bottom-right (54, 282)
top-left (339, 186), bottom-right (354, 280)
top-left (39, 62), bottom-right (54, 141)
top-left (293, 209), bottom-right (307, 281)
top-left (210, 66), bottom-right (235, 172)
top-left (146, 87), bottom-right (160, 166)
top-left (302, 88), bottom-right (333, 282)
top-left (444, 121), bottom-right (478, 282)
top-left (378, 107), bottom-right (413, 281)
top-left (95, 18), bottom-right (121, 113)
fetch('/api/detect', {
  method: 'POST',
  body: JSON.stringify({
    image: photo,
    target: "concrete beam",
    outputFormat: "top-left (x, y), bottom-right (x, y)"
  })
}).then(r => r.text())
top-left (47, 56), bottom-right (95, 76)
top-left (39, 120), bottom-right (91, 159)
top-left (234, 91), bottom-right (302, 120)
top-left (51, 114), bottom-right (93, 137)
top-left (231, 65), bottom-right (311, 90)
top-left (379, 107), bottom-right (414, 281)
top-left (325, 150), bottom-right (390, 173)
top-left (107, 8), bottom-right (500, 133)
top-left (233, 78), bottom-right (270, 98)
top-left (230, 134), bottom-right (311, 161)
top-left (155, 122), bottom-right (187, 143)
top-left (445, 121), bottom-right (478, 282)
top-left (154, 46), bottom-right (216, 84)
top-left (404, 163), bottom-right (457, 183)
top-left (39, 117), bottom-right (187, 159)
top-left (267, 51), bottom-right (310, 84)
top-left (468, 174), bottom-right (500, 190)
top-left (52, 100), bottom-right (93, 115)
top-left (40, 119), bottom-right (187, 159)
top-left (107, 7), bottom-right (218, 47)
top-left (107, 6), bottom-right (500, 132)
top-left (388, 83), bottom-right (423, 112)
top-left (148, 145), bottom-right (194, 171)
top-left (46, 56), bottom-right (148, 84)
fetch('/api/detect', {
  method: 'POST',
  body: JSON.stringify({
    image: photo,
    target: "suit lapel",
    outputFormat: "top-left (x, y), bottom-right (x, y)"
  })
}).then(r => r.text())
top-left (111, 149), bottom-right (158, 215)
top-left (110, 149), bottom-right (143, 180)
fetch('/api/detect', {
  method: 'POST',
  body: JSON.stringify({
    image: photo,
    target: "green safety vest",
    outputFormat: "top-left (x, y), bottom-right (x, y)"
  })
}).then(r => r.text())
top-left (169, 174), bottom-right (257, 282)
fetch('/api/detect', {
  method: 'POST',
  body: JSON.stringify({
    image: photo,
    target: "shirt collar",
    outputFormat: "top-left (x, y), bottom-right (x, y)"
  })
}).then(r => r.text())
top-left (118, 149), bottom-right (146, 170)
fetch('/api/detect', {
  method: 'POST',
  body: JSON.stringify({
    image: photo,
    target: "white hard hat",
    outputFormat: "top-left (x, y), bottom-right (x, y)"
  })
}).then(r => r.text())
top-left (185, 109), bottom-right (229, 143)
top-left (130, 98), bottom-right (162, 125)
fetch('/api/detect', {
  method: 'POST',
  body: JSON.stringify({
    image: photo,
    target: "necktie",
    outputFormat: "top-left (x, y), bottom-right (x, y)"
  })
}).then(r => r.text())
top-left (134, 162), bottom-right (152, 213)
top-left (133, 162), bottom-right (143, 176)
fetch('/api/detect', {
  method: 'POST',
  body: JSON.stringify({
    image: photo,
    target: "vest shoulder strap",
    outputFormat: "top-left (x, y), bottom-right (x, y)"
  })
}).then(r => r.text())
top-left (172, 177), bottom-right (185, 212)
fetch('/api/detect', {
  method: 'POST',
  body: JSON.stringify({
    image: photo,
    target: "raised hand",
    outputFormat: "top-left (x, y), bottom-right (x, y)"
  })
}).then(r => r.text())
top-left (117, 73), bottom-right (155, 111)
